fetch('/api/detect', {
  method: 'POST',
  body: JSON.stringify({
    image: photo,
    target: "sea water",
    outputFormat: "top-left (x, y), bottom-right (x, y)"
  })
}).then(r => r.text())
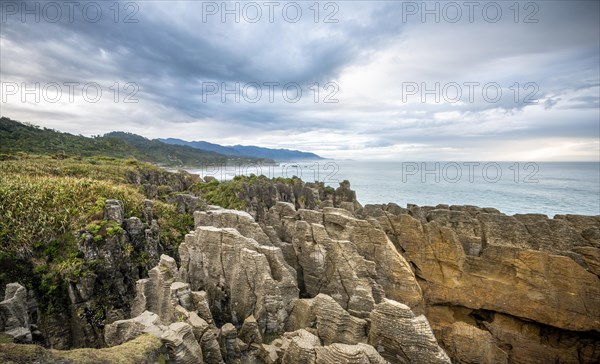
top-left (187, 161), bottom-right (600, 217)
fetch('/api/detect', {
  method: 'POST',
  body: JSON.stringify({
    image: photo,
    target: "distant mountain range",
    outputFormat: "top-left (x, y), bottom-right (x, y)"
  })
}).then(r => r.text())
top-left (160, 138), bottom-right (324, 161)
top-left (0, 117), bottom-right (271, 167)
top-left (0, 117), bottom-right (324, 166)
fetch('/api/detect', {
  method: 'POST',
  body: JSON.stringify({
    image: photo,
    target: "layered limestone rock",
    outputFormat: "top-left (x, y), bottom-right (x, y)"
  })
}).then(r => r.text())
top-left (196, 205), bottom-right (299, 282)
top-left (104, 311), bottom-right (209, 364)
top-left (333, 180), bottom-right (362, 213)
top-left (359, 203), bottom-right (600, 363)
top-left (439, 321), bottom-right (508, 364)
top-left (97, 195), bottom-right (452, 363)
top-left (282, 205), bottom-right (423, 317)
top-left (179, 225), bottom-right (299, 334)
top-left (194, 208), bottom-right (273, 246)
top-left (278, 329), bottom-right (388, 364)
top-left (161, 322), bottom-right (205, 364)
top-left (10, 175), bottom-right (597, 363)
top-left (314, 343), bottom-right (389, 364)
top-left (125, 168), bottom-right (201, 200)
top-left (368, 299), bottom-right (450, 363)
top-left (121, 255), bottom-right (224, 364)
top-left (480, 312), bottom-right (599, 364)
top-left (281, 329), bottom-right (322, 364)
top-left (284, 293), bottom-right (452, 363)
top-left (321, 208), bottom-right (423, 311)
top-left (233, 178), bottom-right (336, 220)
top-left (104, 310), bottom-right (163, 347)
top-left (286, 294), bottom-right (368, 346)
top-left (238, 315), bottom-right (263, 346)
top-left (131, 254), bottom-right (180, 322)
top-left (218, 323), bottom-right (241, 362)
top-left (291, 220), bottom-right (379, 317)
top-left (386, 210), bottom-right (600, 331)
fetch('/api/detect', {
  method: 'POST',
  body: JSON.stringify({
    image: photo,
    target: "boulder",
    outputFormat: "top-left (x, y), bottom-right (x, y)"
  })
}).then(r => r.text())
top-left (282, 329), bottom-right (321, 364)
top-left (104, 310), bottom-right (163, 347)
top-left (239, 315), bottom-right (263, 346)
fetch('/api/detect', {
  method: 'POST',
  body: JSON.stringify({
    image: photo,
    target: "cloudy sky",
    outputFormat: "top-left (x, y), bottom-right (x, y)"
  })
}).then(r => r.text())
top-left (1, 0), bottom-right (598, 160)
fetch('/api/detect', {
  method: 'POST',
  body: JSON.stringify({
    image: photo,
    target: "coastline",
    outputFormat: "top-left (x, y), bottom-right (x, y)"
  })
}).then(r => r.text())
top-left (183, 160), bottom-right (600, 217)
top-left (1, 156), bottom-right (598, 363)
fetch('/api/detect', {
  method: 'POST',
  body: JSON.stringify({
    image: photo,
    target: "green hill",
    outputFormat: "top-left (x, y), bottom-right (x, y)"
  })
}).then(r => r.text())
top-left (0, 117), bottom-right (269, 166)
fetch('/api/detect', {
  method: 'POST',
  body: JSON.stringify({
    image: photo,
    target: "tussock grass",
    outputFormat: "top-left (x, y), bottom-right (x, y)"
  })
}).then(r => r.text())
top-left (0, 154), bottom-right (194, 316)
top-left (0, 173), bottom-right (144, 255)
top-left (0, 334), bottom-right (164, 364)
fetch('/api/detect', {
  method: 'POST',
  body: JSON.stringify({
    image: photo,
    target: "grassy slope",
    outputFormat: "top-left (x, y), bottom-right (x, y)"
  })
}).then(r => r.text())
top-left (0, 334), bottom-right (164, 364)
top-left (0, 117), bottom-right (268, 167)
top-left (0, 153), bottom-right (303, 321)
top-left (0, 154), bottom-right (195, 315)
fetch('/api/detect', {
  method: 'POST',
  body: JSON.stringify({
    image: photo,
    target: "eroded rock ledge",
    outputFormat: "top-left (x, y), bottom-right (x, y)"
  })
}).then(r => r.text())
top-left (357, 202), bottom-right (600, 363)
top-left (97, 200), bottom-right (447, 363)
top-left (2, 181), bottom-right (599, 363)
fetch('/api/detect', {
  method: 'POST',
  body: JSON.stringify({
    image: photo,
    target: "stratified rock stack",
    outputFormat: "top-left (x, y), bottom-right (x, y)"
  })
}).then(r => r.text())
top-left (368, 299), bottom-right (450, 363)
top-left (358, 203), bottom-right (600, 363)
top-left (94, 186), bottom-right (451, 363)
top-left (179, 225), bottom-right (299, 334)
top-left (3, 179), bottom-right (598, 363)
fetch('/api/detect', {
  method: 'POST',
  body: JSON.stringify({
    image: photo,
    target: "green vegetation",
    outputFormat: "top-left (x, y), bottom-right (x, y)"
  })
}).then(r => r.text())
top-left (0, 171), bottom-right (144, 254)
top-left (0, 150), bottom-right (315, 337)
top-left (192, 177), bottom-right (247, 209)
top-left (0, 334), bottom-right (165, 364)
top-left (191, 174), bottom-right (305, 209)
top-left (0, 154), bottom-right (195, 317)
top-left (0, 117), bottom-right (270, 167)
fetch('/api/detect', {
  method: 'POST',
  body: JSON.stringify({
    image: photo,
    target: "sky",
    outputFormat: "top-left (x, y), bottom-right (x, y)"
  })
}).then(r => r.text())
top-left (1, 0), bottom-right (599, 161)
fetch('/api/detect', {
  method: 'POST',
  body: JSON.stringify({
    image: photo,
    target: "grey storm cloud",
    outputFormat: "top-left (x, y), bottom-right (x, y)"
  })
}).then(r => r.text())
top-left (0, 0), bottom-right (598, 160)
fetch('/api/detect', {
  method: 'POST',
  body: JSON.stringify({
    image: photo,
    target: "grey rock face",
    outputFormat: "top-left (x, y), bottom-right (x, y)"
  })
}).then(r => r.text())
top-left (104, 310), bottom-right (163, 347)
top-left (169, 193), bottom-right (203, 214)
top-left (104, 199), bottom-right (124, 222)
top-left (279, 329), bottom-right (389, 364)
top-left (239, 315), bottom-right (263, 346)
top-left (333, 180), bottom-right (362, 212)
top-left (179, 225), bottom-right (299, 334)
top-left (195, 208), bottom-right (273, 246)
top-left (439, 322), bottom-right (508, 364)
top-left (100, 200), bottom-right (450, 364)
top-left (0, 283), bottom-right (31, 343)
top-left (122, 255), bottom-right (225, 364)
top-left (161, 322), bottom-right (204, 364)
top-left (368, 299), bottom-right (450, 364)
top-left (289, 207), bottom-right (423, 317)
top-left (315, 343), bottom-right (389, 364)
top-left (132, 254), bottom-right (180, 322)
top-left (286, 294), bottom-right (367, 346)
top-left (282, 329), bottom-right (321, 364)
top-left (219, 322), bottom-right (241, 361)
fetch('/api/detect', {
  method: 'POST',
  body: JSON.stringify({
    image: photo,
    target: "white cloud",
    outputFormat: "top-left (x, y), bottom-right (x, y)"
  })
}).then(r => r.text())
top-left (1, 0), bottom-right (598, 161)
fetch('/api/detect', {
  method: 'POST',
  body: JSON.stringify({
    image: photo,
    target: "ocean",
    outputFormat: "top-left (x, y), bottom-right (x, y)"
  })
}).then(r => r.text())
top-left (186, 161), bottom-right (600, 217)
